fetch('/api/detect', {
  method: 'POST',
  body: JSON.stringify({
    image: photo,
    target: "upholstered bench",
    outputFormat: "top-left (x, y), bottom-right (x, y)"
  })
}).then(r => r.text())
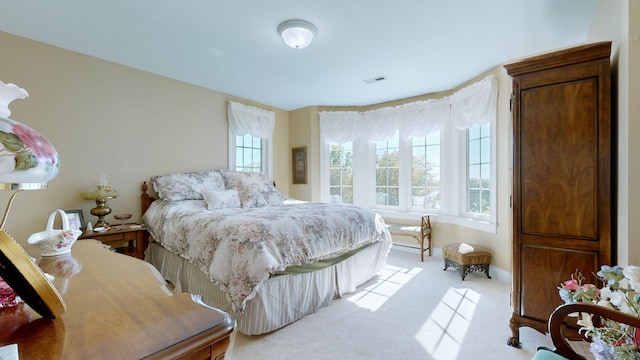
top-left (386, 215), bottom-right (432, 262)
top-left (442, 242), bottom-right (491, 280)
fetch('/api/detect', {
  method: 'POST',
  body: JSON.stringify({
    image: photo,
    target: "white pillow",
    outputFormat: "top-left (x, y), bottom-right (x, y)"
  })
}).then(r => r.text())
top-left (202, 189), bottom-right (241, 210)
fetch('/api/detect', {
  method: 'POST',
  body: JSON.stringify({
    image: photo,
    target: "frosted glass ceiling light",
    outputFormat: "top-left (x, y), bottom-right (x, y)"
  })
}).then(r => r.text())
top-left (278, 19), bottom-right (316, 49)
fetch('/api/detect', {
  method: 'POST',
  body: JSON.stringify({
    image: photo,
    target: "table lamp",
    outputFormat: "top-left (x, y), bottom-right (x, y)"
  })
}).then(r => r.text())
top-left (80, 173), bottom-right (118, 228)
top-left (0, 80), bottom-right (66, 319)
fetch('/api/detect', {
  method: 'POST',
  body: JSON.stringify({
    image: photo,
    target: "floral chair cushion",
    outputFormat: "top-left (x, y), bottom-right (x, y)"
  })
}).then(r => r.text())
top-left (151, 170), bottom-right (225, 201)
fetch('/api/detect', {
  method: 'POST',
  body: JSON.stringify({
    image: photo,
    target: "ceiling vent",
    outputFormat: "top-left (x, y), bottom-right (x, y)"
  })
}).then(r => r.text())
top-left (363, 75), bottom-right (387, 84)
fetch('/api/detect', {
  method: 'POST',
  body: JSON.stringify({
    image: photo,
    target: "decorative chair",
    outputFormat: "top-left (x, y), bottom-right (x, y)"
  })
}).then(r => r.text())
top-left (532, 302), bottom-right (640, 360)
top-left (385, 214), bottom-right (432, 262)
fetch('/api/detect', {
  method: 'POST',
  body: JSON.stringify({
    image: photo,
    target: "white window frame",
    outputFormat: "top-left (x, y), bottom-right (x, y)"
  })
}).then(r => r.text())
top-left (228, 130), bottom-right (273, 177)
top-left (407, 130), bottom-right (442, 213)
top-left (461, 123), bottom-right (493, 222)
top-left (320, 119), bottom-right (497, 233)
top-left (326, 142), bottom-right (355, 204)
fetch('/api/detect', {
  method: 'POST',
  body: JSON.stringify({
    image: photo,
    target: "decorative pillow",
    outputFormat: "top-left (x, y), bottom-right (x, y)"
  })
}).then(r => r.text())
top-left (263, 187), bottom-right (291, 206)
top-left (220, 171), bottom-right (275, 208)
top-left (150, 170), bottom-right (225, 201)
top-left (202, 189), bottom-right (241, 210)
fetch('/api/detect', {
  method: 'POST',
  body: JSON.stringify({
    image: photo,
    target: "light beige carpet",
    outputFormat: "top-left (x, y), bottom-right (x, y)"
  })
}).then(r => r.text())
top-left (225, 247), bottom-right (591, 360)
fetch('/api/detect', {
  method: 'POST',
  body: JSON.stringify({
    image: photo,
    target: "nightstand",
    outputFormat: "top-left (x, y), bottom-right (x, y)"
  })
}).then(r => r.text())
top-left (79, 224), bottom-right (148, 259)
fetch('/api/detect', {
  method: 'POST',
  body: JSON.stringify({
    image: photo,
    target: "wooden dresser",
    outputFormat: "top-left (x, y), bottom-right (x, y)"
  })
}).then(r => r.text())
top-left (0, 240), bottom-right (235, 359)
top-left (505, 41), bottom-right (615, 347)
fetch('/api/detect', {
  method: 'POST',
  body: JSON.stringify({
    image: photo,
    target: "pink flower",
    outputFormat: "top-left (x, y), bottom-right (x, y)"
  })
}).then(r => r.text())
top-left (563, 277), bottom-right (580, 291)
top-left (11, 123), bottom-right (57, 165)
top-left (581, 283), bottom-right (600, 297)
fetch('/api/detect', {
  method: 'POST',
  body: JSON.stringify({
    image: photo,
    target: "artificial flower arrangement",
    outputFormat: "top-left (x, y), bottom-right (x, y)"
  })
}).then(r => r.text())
top-left (558, 265), bottom-right (640, 360)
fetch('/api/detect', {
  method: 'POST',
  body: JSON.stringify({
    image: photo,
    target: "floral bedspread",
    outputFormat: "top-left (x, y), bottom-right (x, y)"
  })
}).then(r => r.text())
top-left (142, 200), bottom-right (392, 314)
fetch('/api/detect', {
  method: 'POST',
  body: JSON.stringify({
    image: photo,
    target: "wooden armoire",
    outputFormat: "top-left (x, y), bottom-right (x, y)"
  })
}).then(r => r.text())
top-left (504, 41), bottom-right (615, 347)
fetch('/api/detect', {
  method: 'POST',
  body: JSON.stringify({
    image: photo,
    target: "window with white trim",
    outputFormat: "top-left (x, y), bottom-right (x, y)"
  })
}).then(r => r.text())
top-left (233, 134), bottom-right (263, 172)
top-left (328, 142), bottom-right (353, 204)
top-left (375, 131), bottom-right (400, 207)
top-left (466, 123), bottom-right (491, 217)
top-left (412, 131), bottom-right (441, 210)
top-left (227, 101), bottom-right (274, 176)
top-left (319, 75), bottom-right (498, 232)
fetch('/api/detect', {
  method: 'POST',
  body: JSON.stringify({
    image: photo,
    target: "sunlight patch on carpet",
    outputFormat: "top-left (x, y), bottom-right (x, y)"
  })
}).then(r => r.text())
top-left (346, 263), bottom-right (422, 311)
top-left (415, 287), bottom-right (480, 360)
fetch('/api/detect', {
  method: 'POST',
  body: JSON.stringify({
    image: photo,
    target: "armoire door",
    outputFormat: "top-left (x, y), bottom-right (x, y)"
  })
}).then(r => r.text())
top-left (505, 41), bottom-right (614, 347)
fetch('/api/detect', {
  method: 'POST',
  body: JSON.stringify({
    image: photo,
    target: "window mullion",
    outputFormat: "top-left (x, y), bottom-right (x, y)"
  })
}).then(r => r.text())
top-left (399, 133), bottom-right (411, 212)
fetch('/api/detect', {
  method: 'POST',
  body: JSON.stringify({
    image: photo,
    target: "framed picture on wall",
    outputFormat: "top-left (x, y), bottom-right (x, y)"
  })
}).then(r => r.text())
top-left (292, 147), bottom-right (307, 184)
top-left (64, 209), bottom-right (86, 231)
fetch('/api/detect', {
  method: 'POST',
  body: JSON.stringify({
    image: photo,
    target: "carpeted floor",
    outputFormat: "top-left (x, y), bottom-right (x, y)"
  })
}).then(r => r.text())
top-left (226, 247), bottom-right (589, 360)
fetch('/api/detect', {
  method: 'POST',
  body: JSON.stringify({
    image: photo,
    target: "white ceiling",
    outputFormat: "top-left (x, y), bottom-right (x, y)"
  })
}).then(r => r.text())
top-left (0, 0), bottom-right (599, 111)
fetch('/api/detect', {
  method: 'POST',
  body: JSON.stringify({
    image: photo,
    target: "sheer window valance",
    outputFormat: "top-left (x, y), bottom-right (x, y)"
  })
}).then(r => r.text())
top-left (397, 97), bottom-right (450, 138)
top-left (319, 74), bottom-right (498, 143)
top-left (228, 101), bottom-right (275, 139)
top-left (449, 75), bottom-right (498, 130)
top-left (362, 107), bottom-right (399, 142)
top-left (318, 111), bottom-right (362, 144)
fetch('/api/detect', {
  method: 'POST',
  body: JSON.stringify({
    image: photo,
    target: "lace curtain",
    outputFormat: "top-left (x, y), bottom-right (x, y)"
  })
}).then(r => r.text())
top-left (319, 74), bottom-right (498, 143)
top-left (227, 101), bottom-right (275, 139)
top-left (318, 111), bottom-right (362, 144)
top-left (397, 97), bottom-right (450, 138)
top-left (362, 107), bottom-right (399, 142)
top-left (449, 75), bottom-right (498, 130)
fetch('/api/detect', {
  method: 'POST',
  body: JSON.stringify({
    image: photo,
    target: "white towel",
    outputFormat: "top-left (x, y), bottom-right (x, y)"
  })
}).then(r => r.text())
top-left (458, 243), bottom-right (474, 254)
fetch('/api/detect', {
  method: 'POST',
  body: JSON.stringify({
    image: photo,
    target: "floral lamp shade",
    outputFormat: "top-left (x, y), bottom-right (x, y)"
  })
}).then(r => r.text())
top-left (0, 81), bottom-right (59, 189)
top-left (0, 80), bottom-right (65, 320)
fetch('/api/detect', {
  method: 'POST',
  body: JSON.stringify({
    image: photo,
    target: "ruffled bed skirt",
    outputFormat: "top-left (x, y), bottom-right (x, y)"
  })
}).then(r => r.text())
top-left (145, 240), bottom-right (390, 335)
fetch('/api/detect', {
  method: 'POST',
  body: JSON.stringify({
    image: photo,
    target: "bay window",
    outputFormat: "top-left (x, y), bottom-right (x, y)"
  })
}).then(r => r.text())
top-left (319, 75), bottom-right (498, 232)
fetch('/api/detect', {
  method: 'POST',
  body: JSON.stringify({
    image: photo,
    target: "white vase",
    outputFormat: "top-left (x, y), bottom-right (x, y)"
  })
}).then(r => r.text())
top-left (0, 81), bottom-right (59, 187)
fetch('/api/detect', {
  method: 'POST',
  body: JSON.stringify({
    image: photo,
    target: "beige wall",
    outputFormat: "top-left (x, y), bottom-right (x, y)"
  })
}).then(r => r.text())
top-left (288, 107), bottom-right (315, 200)
top-left (0, 32), bottom-right (290, 252)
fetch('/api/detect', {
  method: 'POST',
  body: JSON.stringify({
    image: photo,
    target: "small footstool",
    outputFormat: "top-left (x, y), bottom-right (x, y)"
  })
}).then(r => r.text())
top-left (443, 242), bottom-right (492, 280)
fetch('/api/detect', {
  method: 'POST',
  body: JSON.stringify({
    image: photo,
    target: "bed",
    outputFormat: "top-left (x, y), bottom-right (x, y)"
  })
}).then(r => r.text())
top-left (140, 169), bottom-right (392, 335)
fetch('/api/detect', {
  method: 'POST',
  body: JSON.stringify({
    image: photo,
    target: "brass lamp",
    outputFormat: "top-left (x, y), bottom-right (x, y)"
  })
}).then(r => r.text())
top-left (0, 81), bottom-right (66, 319)
top-left (80, 174), bottom-right (118, 228)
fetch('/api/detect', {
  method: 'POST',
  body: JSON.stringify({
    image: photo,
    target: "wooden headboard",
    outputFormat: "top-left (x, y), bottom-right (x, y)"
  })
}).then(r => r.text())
top-left (141, 181), bottom-right (158, 215)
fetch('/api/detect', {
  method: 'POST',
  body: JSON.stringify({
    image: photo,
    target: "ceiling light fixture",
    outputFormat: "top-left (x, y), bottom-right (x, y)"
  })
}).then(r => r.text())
top-left (277, 19), bottom-right (317, 49)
